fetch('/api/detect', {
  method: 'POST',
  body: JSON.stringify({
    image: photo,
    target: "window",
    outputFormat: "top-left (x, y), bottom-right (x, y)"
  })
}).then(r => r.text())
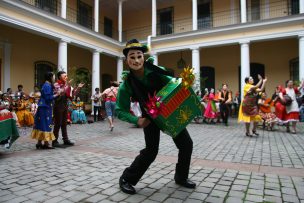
top-left (77, 0), bottom-right (93, 29)
top-left (157, 7), bottom-right (174, 35)
top-left (290, 58), bottom-right (299, 81)
top-left (201, 66), bottom-right (215, 91)
top-left (104, 17), bottom-right (113, 38)
top-left (289, 0), bottom-right (299, 15)
top-left (34, 61), bottom-right (56, 89)
top-left (249, 0), bottom-right (260, 21)
top-left (35, 0), bottom-right (57, 15)
top-left (198, 0), bottom-right (212, 29)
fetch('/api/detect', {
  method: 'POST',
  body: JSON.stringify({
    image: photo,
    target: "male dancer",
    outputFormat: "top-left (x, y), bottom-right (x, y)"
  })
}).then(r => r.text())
top-left (116, 39), bottom-right (196, 195)
top-left (219, 83), bottom-right (232, 126)
top-left (52, 71), bottom-right (84, 146)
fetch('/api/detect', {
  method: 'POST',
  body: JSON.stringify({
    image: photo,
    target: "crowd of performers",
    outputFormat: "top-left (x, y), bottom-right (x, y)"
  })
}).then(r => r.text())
top-left (0, 85), bottom-right (88, 127)
top-left (195, 77), bottom-right (304, 135)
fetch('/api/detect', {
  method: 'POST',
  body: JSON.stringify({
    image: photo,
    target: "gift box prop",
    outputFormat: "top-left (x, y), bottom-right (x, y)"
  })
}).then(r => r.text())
top-left (146, 68), bottom-right (202, 138)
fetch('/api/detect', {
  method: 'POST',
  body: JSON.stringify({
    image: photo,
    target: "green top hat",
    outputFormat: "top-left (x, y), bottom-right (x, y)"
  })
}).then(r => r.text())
top-left (123, 39), bottom-right (148, 57)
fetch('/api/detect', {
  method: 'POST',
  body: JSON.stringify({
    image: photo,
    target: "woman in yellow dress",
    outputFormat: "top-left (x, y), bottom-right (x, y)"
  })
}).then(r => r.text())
top-left (16, 95), bottom-right (34, 127)
top-left (238, 75), bottom-right (267, 137)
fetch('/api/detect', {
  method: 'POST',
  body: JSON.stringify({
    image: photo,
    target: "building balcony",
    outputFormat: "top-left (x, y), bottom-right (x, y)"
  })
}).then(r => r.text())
top-left (19, 0), bottom-right (300, 42)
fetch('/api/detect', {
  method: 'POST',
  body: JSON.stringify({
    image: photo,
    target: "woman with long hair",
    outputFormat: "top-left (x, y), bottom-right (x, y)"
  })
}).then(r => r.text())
top-left (31, 72), bottom-right (59, 149)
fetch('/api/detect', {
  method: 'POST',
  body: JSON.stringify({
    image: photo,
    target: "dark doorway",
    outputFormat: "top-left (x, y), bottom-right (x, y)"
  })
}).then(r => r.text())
top-left (238, 63), bottom-right (265, 93)
top-left (104, 17), bottom-right (113, 38)
top-left (289, 0), bottom-right (299, 15)
top-left (77, 0), bottom-right (92, 29)
top-left (158, 7), bottom-right (173, 35)
top-left (102, 74), bottom-right (113, 91)
top-left (200, 66), bottom-right (215, 92)
top-left (34, 61), bottom-right (56, 89)
top-left (198, 0), bottom-right (212, 29)
top-left (35, 0), bottom-right (57, 15)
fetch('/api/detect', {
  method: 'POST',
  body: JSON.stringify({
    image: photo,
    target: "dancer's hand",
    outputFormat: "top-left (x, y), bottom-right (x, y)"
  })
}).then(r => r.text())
top-left (263, 77), bottom-right (267, 83)
top-left (137, 117), bottom-right (150, 128)
top-left (78, 83), bottom-right (85, 88)
top-left (258, 74), bottom-right (262, 80)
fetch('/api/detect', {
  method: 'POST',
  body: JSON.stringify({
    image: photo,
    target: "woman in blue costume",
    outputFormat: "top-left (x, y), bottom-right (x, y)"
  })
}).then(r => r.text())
top-left (31, 72), bottom-right (59, 149)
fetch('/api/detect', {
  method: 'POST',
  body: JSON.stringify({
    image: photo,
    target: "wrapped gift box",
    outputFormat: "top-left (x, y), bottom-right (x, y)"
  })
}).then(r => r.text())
top-left (153, 78), bottom-right (202, 138)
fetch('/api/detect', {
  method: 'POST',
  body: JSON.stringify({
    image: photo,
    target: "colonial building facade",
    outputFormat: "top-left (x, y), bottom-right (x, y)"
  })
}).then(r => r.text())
top-left (0, 0), bottom-right (303, 99)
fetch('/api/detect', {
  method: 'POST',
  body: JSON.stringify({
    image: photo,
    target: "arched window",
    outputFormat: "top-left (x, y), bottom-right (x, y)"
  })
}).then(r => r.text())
top-left (34, 61), bottom-right (56, 89)
top-left (200, 66), bottom-right (215, 91)
top-left (102, 74), bottom-right (113, 91)
top-left (75, 67), bottom-right (91, 102)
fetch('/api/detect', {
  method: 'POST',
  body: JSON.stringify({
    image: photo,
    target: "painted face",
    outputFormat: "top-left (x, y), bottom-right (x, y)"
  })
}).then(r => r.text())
top-left (249, 77), bottom-right (254, 84)
top-left (127, 50), bottom-right (144, 71)
top-left (60, 73), bottom-right (68, 83)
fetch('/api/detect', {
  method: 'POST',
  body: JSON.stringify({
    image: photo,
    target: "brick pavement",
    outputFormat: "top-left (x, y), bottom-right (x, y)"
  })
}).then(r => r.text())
top-left (0, 119), bottom-right (303, 203)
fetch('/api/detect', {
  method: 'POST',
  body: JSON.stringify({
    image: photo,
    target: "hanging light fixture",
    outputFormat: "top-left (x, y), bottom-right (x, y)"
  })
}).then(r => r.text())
top-left (177, 51), bottom-right (186, 69)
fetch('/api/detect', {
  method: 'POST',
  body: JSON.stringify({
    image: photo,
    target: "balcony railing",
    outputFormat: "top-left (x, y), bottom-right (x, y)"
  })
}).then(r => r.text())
top-left (123, 0), bottom-right (299, 40)
top-left (20, 0), bottom-right (119, 40)
top-left (19, 0), bottom-right (300, 42)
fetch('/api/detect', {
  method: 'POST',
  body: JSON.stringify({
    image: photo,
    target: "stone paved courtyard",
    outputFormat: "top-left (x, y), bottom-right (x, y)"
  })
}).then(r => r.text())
top-left (0, 119), bottom-right (304, 203)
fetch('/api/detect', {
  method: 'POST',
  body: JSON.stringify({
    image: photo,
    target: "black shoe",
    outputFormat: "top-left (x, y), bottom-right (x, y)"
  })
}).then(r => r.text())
top-left (175, 179), bottom-right (196, 189)
top-left (36, 143), bottom-right (43, 149)
top-left (119, 177), bottom-right (136, 195)
top-left (252, 130), bottom-right (259, 136)
top-left (52, 141), bottom-right (60, 147)
top-left (63, 140), bottom-right (74, 146)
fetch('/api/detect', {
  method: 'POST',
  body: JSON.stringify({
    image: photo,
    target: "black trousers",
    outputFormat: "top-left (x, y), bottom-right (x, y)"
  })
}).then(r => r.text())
top-left (220, 103), bottom-right (230, 124)
top-left (93, 106), bottom-right (101, 122)
top-left (121, 122), bottom-right (193, 186)
top-left (53, 105), bottom-right (69, 141)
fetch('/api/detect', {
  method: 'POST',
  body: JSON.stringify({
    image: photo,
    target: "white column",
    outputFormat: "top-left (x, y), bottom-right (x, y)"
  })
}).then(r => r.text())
top-left (264, 0), bottom-right (270, 19)
top-left (152, 0), bottom-right (157, 37)
top-left (152, 53), bottom-right (158, 66)
top-left (300, 0), bottom-right (304, 14)
top-left (94, 0), bottom-right (99, 32)
top-left (58, 40), bottom-right (68, 73)
top-left (61, 0), bottom-right (67, 19)
top-left (240, 40), bottom-right (250, 98)
top-left (192, 47), bottom-right (201, 93)
top-left (3, 43), bottom-right (11, 91)
top-left (118, 0), bottom-right (123, 42)
top-left (92, 51), bottom-right (100, 95)
top-left (240, 0), bottom-right (247, 23)
top-left (299, 35), bottom-right (304, 81)
top-left (117, 57), bottom-right (123, 82)
top-left (192, 0), bottom-right (198, 30)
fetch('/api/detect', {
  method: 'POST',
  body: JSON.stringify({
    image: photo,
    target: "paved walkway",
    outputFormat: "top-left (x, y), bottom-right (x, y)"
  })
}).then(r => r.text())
top-left (0, 119), bottom-right (304, 203)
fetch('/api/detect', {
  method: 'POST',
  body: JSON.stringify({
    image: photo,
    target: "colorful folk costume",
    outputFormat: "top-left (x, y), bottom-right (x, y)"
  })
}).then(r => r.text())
top-left (31, 82), bottom-right (56, 142)
top-left (203, 92), bottom-right (217, 119)
top-left (16, 98), bottom-right (34, 127)
top-left (238, 83), bottom-right (262, 123)
top-left (282, 87), bottom-right (300, 122)
top-left (258, 98), bottom-right (278, 130)
top-left (53, 76), bottom-right (81, 146)
top-left (116, 39), bottom-right (195, 195)
top-left (71, 100), bottom-right (87, 124)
